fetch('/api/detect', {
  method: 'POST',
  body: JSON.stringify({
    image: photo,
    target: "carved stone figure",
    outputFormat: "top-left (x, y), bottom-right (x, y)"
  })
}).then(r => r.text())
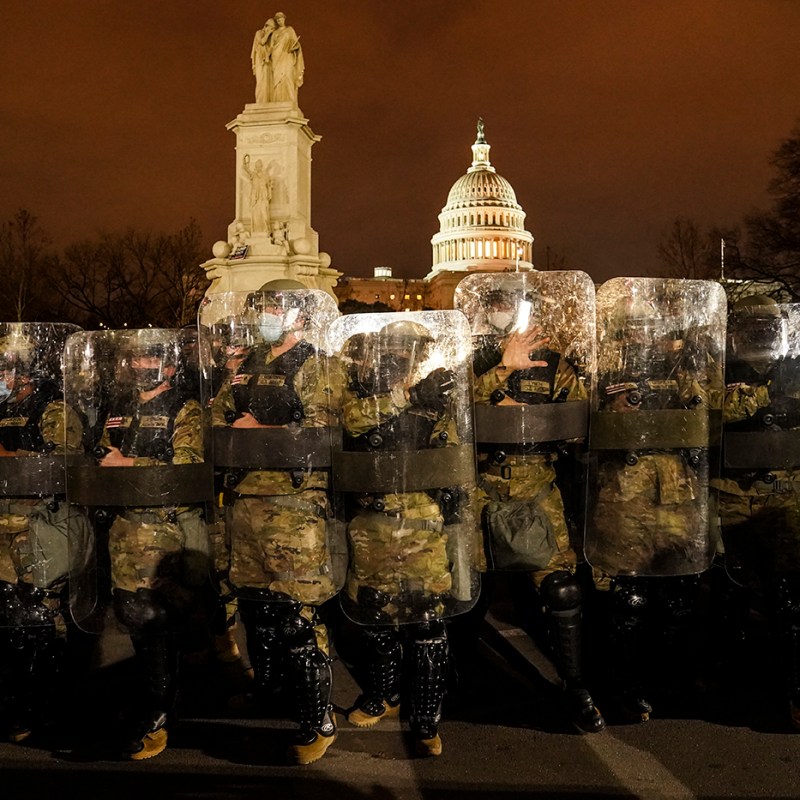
top-left (251, 18), bottom-right (276, 104)
top-left (243, 155), bottom-right (273, 234)
top-left (269, 12), bottom-right (304, 105)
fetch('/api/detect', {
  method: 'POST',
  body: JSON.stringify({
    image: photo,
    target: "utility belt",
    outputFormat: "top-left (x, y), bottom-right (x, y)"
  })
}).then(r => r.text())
top-left (480, 459), bottom-right (554, 481)
top-left (354, 505), bottom-right (444, 531)
top-left (478, 443), bottom-right (558, 457)
top-left (232, 493), bottom-right (328, 519)
top-left (120, 506), bottom-right (194, 525)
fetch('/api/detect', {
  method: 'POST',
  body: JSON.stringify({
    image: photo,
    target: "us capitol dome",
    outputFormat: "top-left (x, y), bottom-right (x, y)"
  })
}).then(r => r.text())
top-left (428, 119), bottom-right (534, 278)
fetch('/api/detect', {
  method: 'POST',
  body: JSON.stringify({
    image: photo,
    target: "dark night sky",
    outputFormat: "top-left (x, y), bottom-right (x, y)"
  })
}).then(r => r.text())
top-left (2, 1), bottom-right (800, 283)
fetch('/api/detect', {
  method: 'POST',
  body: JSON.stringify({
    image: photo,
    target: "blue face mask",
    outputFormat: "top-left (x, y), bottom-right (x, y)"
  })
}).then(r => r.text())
top-left (0, 379), bottom-right (10, 404)
top-left (259, 314), bottom-right (284, 344)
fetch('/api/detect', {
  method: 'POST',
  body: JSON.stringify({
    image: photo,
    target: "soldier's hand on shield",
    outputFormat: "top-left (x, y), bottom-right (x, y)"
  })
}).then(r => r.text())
top-left (99, 446), bottom-right (136, 467)
top-left (231, 411), bottom-right (267, 428)
top-left (409, 368), bottom-right (457, 412)
top-left (500, 327), bottom-right (550, 370)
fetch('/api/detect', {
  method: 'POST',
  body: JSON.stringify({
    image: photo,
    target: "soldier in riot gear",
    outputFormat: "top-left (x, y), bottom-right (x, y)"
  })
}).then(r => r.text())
top-left (0, 325), bottom-right (84, 743)
top-left (455, 274), bottom-right (605, 733)
top-left (333, 315), bottom-right (479, 757)
top-left (585, 279), bottom-right (725, 722)
top-left (210, 280), bottom-right (341, 765)
top-left (714, 295), bottom-right (800, 728)
top-left (78, 332), bottom-right (211, 759)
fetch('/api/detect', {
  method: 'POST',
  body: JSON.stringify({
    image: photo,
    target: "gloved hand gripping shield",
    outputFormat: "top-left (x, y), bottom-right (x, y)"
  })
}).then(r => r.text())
top-left (64, 329), bottom-right (214, 633)
top-left (200, 288), bottom-right (345, 605)
top-left (328, 310), bottom-right (480, 625)
top-left (0, 322), bottom-right (84, 627)
top-left (585, 278), bottom-right (726, 577)
top-left (454, 271), bottom-right (595, 570)
top-left (719, 300), bottom-right (800, 586)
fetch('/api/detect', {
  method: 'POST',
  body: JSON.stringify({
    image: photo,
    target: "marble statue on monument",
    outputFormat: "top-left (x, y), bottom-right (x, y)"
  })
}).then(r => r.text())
top-left (201, 11), bottom-right (339, 299)
top-left (251, 11), bottom-right (304, 106)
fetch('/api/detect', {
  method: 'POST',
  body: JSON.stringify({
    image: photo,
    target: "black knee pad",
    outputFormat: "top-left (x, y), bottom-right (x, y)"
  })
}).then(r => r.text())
top-left (541, 570), bottom-right (582, 615)
top-left (113, 589), bottom-right (170, 635)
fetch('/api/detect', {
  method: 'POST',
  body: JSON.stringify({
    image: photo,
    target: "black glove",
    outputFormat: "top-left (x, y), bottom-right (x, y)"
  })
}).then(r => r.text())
top-left (409, 368), bottom-right (457, 412)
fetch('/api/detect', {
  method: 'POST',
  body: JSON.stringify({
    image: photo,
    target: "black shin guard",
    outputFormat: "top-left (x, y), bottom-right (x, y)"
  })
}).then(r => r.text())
top-left (238, 598), bottom-right (286, 697)
top-left (541, 571), bottom-right (605, 731)
top-left (359, 625), bottom-right (402, 711)
top-left (114, 589), bottom-right (177, 734)
top-left (610, 577), bottom-right (652, 717)
top-left (282, 608), bottom-right (333, 734)
top-left (540, 571), bottom-right (583, 683)
top-left (408, 620), bottom-right (448, 739)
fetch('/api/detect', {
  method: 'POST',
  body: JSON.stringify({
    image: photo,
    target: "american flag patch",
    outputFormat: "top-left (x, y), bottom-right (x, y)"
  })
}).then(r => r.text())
top-left (106, 416), bottom-right (124, 428)
top-left (231, 373), bottom-right (252, 385)
top-left (605, 382), bottom-right (638, 396)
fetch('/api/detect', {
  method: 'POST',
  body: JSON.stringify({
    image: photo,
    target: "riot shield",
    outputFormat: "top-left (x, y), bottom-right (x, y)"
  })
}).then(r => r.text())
top-left (454, 271), bottom-right (595, 571)
top-left (64, 328), bottom-right (214, 634)
top-left (718, 301), bottom-right (800, 587)
top-left (0, 322), bottom-right (83, 628)
top-left (584, 278), bottom-right (726, 577)
top-left (200, 288), bottom-right (345, 606)
top-left (327, 310), bottom-right (480, 625)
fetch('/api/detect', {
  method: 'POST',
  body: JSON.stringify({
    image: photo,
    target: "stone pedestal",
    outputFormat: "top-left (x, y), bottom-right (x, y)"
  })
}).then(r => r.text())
top-left (201, 103), bottom-right (341, 297)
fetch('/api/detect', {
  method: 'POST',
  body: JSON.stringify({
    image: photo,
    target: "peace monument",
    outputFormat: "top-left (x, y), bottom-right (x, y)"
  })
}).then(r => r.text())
top-left (201, 12), bottom-right (340, 296)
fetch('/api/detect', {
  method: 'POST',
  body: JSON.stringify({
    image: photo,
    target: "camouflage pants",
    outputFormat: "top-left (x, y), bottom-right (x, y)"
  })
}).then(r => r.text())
top-left (228, 490), bottom-right (336, 606)
top-left (717, 483), bottom-right (800, 586)
top-left (588, 454), bottom-right (709, 576)
top-left (345, 499), bottom-right (451, 615)
top-left (476, 456), bottom-right (576, 588)
top-left (108, 507), bottom-right (209, 608)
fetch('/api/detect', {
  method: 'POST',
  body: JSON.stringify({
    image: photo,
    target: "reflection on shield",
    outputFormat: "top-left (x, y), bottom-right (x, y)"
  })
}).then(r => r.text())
top-left (585, 277), bottom-right (726, 578)
top-left (328, 310), bottom-right (480, 625)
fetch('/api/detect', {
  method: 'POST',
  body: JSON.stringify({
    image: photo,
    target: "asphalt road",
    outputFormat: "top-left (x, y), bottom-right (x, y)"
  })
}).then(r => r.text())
top-left (2, 577), bottom-right (799, 800)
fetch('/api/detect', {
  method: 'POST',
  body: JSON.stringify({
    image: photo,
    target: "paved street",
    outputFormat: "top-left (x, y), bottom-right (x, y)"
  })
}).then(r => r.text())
top-left (2, 580), bottom-right (799, 800)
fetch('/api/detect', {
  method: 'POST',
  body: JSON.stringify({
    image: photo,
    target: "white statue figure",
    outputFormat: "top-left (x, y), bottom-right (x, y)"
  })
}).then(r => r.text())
top-left (242, 155), bottom-right (273, 235)
top-left (232, 221), bottom-right (250, 245)
top-left (269, 12), bottom-right (304, 105)
top-left (251, 18), bottom-right (276, 104)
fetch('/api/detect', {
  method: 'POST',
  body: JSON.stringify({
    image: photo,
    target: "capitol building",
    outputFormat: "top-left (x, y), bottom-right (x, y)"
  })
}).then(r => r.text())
top-left (334, 121), bottom-right (536, 310)
top-left (201, 17), bottom-right (535, 311)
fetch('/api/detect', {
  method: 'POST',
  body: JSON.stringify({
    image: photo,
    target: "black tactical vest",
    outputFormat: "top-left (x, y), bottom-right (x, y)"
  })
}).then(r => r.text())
top-left (232, 341), bottom-right (314, 426)
top-left (0, 380), bottom-right (60, 453)
top-left (503, 349), bottom-right (561, 405)
top-left (106, 387), bottom-right (185, 461)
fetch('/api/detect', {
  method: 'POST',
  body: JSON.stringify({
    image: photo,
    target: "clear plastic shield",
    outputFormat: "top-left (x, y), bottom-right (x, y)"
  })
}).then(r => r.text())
top-left (454, 272), bottom-right (595, 571)
top-left (64, 328), bottom-right (214, 633)
top-left (328, 310), bottom-right (480, 625)
top-left (0, 323), bottom-right (83, 628)
top-left (718, 301), bottom-right (800, 587)
top-left (201, 289), bottom-right (345, 606)
top-left (585, 278), bottom-right (726, 577)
